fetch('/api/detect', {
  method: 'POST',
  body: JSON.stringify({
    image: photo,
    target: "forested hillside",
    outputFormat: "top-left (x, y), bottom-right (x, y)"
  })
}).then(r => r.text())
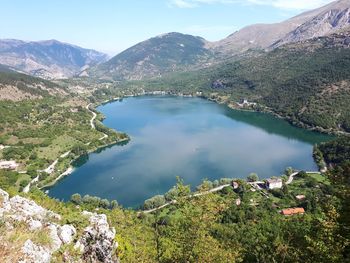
top-left (116, 31), bottom-right (350, 133)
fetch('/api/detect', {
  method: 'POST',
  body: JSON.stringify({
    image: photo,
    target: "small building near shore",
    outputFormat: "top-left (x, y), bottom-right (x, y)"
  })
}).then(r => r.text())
top-left (0, 160), bottom-right (19, 170)
top-left (266, 178), bottom-right (283, 190)
top-left (295, 195), bottom-right (306, 201)
top-left (281, 207), bottom-right (305, 216)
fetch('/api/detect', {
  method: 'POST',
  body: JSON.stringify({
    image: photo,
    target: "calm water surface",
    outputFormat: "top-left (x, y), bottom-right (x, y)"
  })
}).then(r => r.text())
top-left (48, 96), bottom-right (332, 207)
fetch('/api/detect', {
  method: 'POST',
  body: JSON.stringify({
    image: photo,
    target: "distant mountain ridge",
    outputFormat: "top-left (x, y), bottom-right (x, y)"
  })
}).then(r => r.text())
top-left (89, 32), bottom-right (213, 81)
top-left (0, 0), bottom-right (349, 82)
top-left (0, 39), bottom-right (108, 79)
top-left (87, 0), bottom-right (350, 81)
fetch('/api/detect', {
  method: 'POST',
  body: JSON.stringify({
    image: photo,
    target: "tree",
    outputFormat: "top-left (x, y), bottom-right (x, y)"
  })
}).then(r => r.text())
top-left (285, 167), bottom-right (293, 176)
top-left (164, 187), bottom-right (178, 201)
top-left (71, 143), bottom-right (88, 156)
top-left (71, 193), bottom-right (82, 204)
top-left (247, 173), bottom-right (259, 182)
top-left (110, 200), bottom-right (118, 209)
top-left (144, 195), bottom-right (166, 210)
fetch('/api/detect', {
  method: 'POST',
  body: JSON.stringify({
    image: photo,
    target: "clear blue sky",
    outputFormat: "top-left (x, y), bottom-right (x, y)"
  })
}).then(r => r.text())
top-left (0, 0), bottom-right (334, 55)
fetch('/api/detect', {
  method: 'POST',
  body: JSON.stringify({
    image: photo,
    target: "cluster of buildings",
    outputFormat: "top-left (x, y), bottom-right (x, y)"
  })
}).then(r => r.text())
top-left (231, 177), bottom-right (306, 216)
top-left (237, 99), bottom-right (257, 108)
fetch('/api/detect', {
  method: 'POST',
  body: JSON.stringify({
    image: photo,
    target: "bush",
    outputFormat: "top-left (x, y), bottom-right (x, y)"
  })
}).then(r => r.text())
top-left (144, 195), bottom-right (166, 210)
top-left (164, 187), bottom-right (179, 202)
top-left (219, 178), bottom-right (232, 185)
top-left (247, 173), bottom-right (259, 182)
top-left (296, 171), bottom-right (308, 178)
top-left (71, 193), bottom-right (82, 205)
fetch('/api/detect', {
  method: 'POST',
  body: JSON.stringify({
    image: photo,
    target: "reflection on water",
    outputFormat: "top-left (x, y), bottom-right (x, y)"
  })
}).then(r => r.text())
top-left (48, 96), bottom-right (332, 208)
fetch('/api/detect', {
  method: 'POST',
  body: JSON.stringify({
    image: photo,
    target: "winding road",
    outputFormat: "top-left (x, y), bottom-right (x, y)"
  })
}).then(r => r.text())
top-left (286, 171), bottom-right (321, 185)
top-left (141, 171), bottom-right (323, 214)
top-left (141, 184), bottom-right (231, 214)
top-left (23, 104), bottom-right (110, 193)
top-left (23, 150), bottom-right (71, 193)
top-left (86, 103), bottom-right (96, 129)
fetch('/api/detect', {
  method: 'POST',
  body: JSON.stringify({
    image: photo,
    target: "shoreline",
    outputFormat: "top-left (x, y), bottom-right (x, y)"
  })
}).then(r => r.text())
top-left (98, 92), bottom-right (348, 136)
top-left (39, 137), bottom-right (130, 190)
top-left (36, 92), bottom-right (336, 199)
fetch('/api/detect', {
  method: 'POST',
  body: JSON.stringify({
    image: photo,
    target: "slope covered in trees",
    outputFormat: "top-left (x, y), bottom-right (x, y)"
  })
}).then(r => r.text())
top-left (114, 31), bottom-right (350, 133)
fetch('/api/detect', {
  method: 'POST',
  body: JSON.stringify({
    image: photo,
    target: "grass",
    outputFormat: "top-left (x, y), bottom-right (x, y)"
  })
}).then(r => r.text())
top-left (0, 220), bottom-right (52, 249)
top-left (36, 135), bottom-right (78, 160)
top-left (308, 173), bottom-right (330, 185)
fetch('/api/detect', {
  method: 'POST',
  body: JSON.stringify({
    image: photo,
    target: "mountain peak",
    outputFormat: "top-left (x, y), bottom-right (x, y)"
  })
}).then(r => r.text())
top-left (89, 32), bottom-right (212, 80)
top-left (272, 0), bottom-right (350, 48)
top-left (212, 0), bottom-right (350, 55)
top-left (0, 39), bottom-right (108, 79)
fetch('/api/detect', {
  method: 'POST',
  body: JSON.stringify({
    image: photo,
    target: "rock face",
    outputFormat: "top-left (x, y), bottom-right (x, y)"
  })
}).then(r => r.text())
top-left (213, 0), bottom-right (350, 54)
top-left (75, 211), bottom-right (118, 263)
top-left (274, 1), bottom-right (350, 48)
top-left (0, 191), bottom-right (76, 262)
top-left (20, 240), bottom-right (51, 263)
top-left (0, 188), bottom-right (118, 262)
top-left (3, 195), bottom-right (61, 223)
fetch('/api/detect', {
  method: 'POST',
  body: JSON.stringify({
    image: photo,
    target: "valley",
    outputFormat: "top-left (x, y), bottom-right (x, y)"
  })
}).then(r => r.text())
top-left (0, 0), bottom-right (350, 262)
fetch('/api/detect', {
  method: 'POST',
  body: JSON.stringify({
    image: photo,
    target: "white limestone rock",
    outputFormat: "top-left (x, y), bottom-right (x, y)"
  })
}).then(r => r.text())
top-left (8, 195), bottom-right (61, 222)
top-left (59, 224), bottom-right (76, 244)
top-left (0, 188), bottom-right (9, 204)
top-left (47, 223), bottom-right (62, 251)
top-left (28, 218), bottom-right (43, 231)
top-left (76, 211), bottom-right (118, 263)
top-left (20, 239), bottom-right (51, 263)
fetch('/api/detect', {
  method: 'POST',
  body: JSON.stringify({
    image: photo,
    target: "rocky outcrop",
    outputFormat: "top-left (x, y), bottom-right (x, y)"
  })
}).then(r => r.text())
top-left (0, 188), bottom-right (118, 263)
top-left (0, 191), bottom-right (76, 262)
top-left (274, 5), bottom-right (350, 48)
top-left (75, 211), bottom-right (118, 263)
top-left (2, 195), bottom-right (61, 223)
top-left (213, 0), bottom-right (350, 54)
top-left (20, 240), bottom-right (51, 263)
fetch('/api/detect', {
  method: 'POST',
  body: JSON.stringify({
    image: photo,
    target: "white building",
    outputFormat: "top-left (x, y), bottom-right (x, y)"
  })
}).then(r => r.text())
top-left (0, 160), bottom-right (19, 170)
top-left (266, 178), bottom-right (283, 190)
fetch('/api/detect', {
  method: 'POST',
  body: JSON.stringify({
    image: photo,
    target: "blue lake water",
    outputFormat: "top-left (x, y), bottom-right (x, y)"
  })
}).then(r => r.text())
top-left (48, 96), bottom-right (332, 208)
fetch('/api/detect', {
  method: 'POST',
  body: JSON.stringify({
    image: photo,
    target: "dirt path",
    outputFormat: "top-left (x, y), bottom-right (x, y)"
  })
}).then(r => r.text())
top-left (141, 184), bottom-right (231, 214)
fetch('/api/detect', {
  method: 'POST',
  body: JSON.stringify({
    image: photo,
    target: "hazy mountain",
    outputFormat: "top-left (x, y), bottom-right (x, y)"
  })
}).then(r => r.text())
top-left (212, 0), bottom-right (350, 55)
top-left (0, 39), bottom-right (108, 79)
top-left (89, 32), bottom-right (213, 81)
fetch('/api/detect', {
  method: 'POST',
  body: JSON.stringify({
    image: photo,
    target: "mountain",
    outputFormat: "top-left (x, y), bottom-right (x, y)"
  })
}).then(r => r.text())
top-left (212, 0), bottom-right (350, 55)
top-left (128, 29), bottom-right (350, 133)
top-left (0, 64), bottom-right (66, 101)
top-left (88, 0), bottom-right (350, 81)
top-left (89, 32), bottom-right (213, 81)
top-left (0, 39), bottom-right (108, 79)
top-left (273, 0), bottom-right (350, 47)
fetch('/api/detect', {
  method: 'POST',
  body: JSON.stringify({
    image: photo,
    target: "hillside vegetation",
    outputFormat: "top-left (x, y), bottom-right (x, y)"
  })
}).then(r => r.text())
top-left (89, 32), bottom-right (213, 81)
top-left (113, 32), bottom-right (350, 133)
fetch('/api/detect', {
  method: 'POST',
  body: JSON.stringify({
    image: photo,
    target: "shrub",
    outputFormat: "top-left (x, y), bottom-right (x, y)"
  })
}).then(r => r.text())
top-left (144, 195), bottom-right (166, 210)
top-left (71, 193), bottom-right (82, 205)
top-left (247, 173), bottom-right (259, 182)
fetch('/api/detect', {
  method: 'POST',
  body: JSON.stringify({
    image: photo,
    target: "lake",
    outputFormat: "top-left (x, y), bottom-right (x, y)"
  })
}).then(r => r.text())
top-left (48, 96), bottom-right (332, 208)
